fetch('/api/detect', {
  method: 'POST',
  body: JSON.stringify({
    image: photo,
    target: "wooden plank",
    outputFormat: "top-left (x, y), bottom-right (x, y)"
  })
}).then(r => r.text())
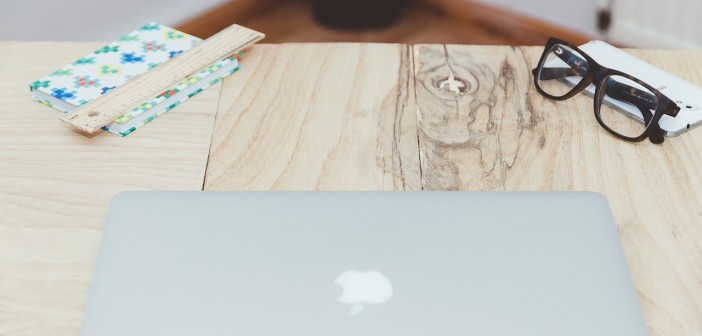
top-left (414, 44), bottom-right (702, 336)
top-left (4, 39), bottom-right (701, 336)
top-left (0, 42), bottom-right (220, 336)
top-left (205, 43), bottom-right (421, 190)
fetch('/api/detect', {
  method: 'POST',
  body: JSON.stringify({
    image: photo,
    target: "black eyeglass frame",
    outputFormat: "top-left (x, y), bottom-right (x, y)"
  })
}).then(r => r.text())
top-left (532, 37), bottom-right (680, 144)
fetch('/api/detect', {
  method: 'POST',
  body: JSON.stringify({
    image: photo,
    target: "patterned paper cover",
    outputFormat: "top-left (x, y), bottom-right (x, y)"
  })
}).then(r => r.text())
top-left (29, 22), bottom-right (241, 136)
top-left (109, 53), bottom-right (240, 136)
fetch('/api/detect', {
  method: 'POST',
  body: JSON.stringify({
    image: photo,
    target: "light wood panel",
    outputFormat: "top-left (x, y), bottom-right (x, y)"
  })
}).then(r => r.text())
top-left (414, 44), bottom-right (702, 336)
top-left (3, 41), bottom-right (701, 336)
top-left (205, 43), bottom-right (421, 190)
top-left (0, 42), bottom-right (220, 336)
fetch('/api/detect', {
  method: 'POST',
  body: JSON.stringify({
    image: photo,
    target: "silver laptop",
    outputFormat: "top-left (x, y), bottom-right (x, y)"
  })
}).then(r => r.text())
top-left (82, 192), bottom-right (648, 336)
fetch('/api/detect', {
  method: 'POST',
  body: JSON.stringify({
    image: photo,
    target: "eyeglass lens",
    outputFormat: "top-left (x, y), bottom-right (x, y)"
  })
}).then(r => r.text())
top-left (598, 75), bottom-right (658, 138)
top-left (536, 44), bottom-right (589, 97)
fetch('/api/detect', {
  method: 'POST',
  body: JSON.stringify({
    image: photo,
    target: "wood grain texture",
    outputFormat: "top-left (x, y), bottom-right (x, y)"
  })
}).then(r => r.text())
top-left (3, 40), bottom-right (701, 336)
top-left (0, 42), bottom-right (219, 336)
top-left (414, 44), bottom-right (702, 335)
top-left (205, 43), bottom-right (421, 190)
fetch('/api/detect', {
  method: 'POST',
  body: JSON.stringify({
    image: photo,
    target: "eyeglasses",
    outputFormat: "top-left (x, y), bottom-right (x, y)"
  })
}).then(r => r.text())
top-left (532, 37), bottom-right (680, 144)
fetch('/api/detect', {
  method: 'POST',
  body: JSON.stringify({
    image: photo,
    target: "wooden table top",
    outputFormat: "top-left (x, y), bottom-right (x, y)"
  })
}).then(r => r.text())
top-left (1, 42), bottom-right (700, 336)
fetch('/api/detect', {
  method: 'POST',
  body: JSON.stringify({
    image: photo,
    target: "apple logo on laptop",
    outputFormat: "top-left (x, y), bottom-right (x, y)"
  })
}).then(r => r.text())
top-left (335, 270), bottom-right (394, 315)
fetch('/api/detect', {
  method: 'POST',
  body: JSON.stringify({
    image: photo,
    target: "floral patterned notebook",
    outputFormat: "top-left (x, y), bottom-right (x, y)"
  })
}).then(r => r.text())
top-left (29, 22), bottom-right (241, 136)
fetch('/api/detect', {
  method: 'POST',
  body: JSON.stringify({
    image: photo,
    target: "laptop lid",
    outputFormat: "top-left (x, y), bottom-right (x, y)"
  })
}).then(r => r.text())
top-left (81, 191), bottom-right (648, 336)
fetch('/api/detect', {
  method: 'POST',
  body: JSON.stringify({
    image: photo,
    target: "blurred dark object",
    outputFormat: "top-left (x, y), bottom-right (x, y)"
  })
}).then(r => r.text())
top-left (311, 0), bottom-right (409, 29)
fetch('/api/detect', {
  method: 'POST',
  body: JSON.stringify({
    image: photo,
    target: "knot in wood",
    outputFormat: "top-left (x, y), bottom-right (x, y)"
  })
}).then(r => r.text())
top-left (436, 74), bottom-right (468, 95)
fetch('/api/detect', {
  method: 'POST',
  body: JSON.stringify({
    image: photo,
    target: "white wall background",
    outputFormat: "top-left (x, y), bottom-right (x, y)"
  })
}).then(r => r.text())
top-left (468, 0), bottom-right (701, 48)
top-left (609, 0), bottom-right (702, 49)
top-left (0, 0), bottom-right (229, 41)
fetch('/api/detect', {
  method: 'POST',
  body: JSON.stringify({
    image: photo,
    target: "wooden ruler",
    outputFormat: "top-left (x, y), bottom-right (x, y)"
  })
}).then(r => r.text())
top-left (60, 24), bottom-right (265, 133)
